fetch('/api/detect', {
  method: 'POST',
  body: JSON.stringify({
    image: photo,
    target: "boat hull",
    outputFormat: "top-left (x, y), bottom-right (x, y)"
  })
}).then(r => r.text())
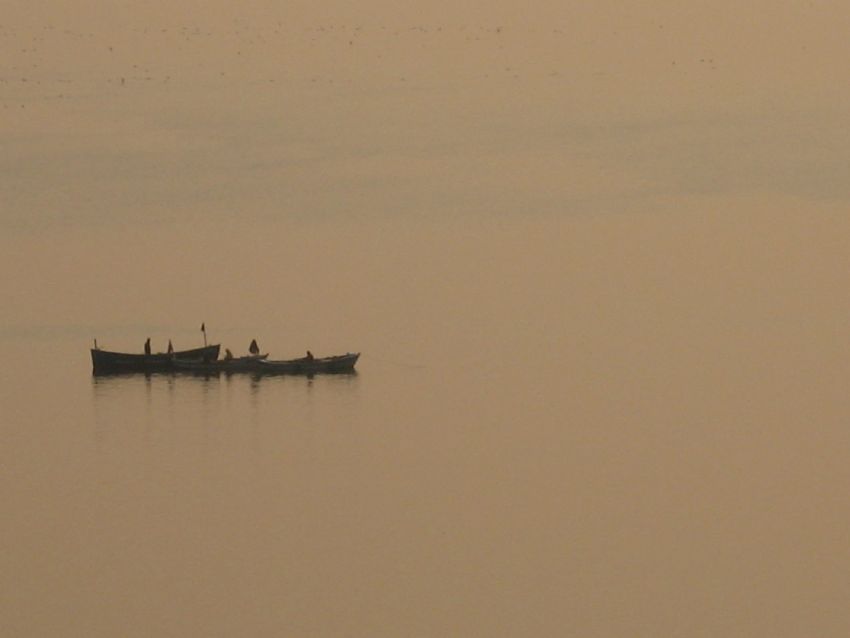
top-left (172, 354), bottom-right (269, 373)
top-left (173, 352), bottom-right (360, 375)
top-left (91, 344), bottom-right (221, 374)
top-left (255, 353), bottom-right (360, 375)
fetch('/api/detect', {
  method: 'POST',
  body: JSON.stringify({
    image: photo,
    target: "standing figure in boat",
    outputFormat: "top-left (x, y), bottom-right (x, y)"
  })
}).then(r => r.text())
top-left (167, 339), bottom-right (174, 354)
top-left (249, 339), bottom-right (260, 355)
top-left (144, 338), bottom-right (151, 355)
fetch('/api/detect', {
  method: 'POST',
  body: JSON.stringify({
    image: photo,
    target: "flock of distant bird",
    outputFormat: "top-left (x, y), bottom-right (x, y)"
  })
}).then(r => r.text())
top-left (1, 21), bottom-right (717, 110)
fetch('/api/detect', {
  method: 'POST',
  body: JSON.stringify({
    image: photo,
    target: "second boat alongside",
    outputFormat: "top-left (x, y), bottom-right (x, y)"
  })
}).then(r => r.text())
top-left (172, 353), bottom-right (269, 372)
top-left (173, 352), bottom-right (360, 375)
top-left (255, 352), bottom-right (360, 375)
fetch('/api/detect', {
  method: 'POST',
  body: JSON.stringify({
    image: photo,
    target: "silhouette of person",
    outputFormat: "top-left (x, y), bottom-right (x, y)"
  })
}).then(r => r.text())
top-left (306, 350), bottom-right (314, 361)
top-left (249, 339), bottom-right (260, 355)
top-left (167, 339), bottom-right (174, 354)
top-left (144, 338), bottom-right (151, 355)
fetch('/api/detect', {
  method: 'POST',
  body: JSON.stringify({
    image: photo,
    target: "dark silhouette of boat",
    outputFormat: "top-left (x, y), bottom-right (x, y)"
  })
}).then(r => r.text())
top-left (254, 353), bottom-right (360, 375)
top-left (172, 352), bottom-right (359, 375)
top-left (171, 353), bottom-right (269, 372)
top-left (91, 344), bottom-right (221, 374)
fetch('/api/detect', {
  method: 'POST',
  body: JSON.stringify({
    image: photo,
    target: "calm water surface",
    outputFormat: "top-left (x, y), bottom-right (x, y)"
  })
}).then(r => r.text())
top-left (4, 4), bottom-right (850, 636)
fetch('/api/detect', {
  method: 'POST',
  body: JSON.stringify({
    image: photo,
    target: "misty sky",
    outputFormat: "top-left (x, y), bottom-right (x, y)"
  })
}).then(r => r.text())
top-left (3, 1), bottom-right (849, 232)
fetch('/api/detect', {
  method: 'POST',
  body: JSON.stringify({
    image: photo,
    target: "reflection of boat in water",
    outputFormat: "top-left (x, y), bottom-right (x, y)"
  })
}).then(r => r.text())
top-left (174, 352), bottom-right (360, 375)
top-left (91, 344), bottom-right (221, 374)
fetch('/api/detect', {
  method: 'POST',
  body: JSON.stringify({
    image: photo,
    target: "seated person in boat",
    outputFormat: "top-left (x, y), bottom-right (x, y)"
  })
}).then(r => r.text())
top-left (306, 350), bottom-right (314, 361)
top-left (224, 348), bottom-right (234, 361)
top-left (249, 339), bottom-right (260, 355)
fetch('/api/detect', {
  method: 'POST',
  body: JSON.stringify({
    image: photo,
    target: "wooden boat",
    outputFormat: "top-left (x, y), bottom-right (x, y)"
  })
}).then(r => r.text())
top-left (172, 353), bottom-right (269, 373)
top-left (254, 352), bottom-right (360, 375)
top-left (91, 344), bottom-right (221, 374)
top-left (172, 352), bottom-right (359, 375)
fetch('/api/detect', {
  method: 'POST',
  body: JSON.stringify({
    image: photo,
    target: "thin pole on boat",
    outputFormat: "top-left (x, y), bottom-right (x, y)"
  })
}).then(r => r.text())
top-left (201, 322), bottom-right (207, 346)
